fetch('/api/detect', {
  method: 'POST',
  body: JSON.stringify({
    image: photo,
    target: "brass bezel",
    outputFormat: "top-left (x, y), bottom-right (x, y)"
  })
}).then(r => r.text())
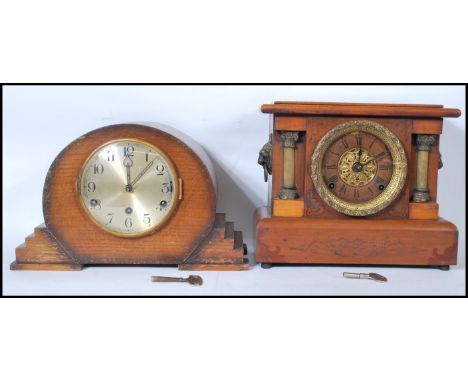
top-left (78, 138), bottom-right (181, 238)
top-left (311, 120), bottom-right (407, 217)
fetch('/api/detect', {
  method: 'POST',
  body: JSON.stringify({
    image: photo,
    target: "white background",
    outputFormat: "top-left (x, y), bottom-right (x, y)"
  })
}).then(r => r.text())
top-left (3, 85), bottom-right (466, 295)
top-left (1, 2), bottom-right (467, 382)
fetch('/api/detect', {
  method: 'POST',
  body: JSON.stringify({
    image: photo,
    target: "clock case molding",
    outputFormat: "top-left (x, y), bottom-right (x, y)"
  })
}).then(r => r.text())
top-left (11, 123), bottom-right (248, 271)
top-left (256, 101), bottom-right (461, 268)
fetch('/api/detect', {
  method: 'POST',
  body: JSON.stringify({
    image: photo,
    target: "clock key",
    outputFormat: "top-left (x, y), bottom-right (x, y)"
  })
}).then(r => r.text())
top-left (343, 272), bottom-right (388, 283)
top-left (151, 275), bottom-right (203, 286)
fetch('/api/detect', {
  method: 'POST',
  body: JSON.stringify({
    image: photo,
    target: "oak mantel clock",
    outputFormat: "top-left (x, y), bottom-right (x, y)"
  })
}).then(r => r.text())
top-left (256, 101), bottom-right (461, 269)
top-left (12, 123), bottom-right (248, 271)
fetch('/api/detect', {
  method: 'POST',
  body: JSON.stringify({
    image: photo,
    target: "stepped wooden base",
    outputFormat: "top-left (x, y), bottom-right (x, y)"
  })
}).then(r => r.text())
top-left (12, 213), bottom-right (249, 271)
top-left (10, 261), bottom-right (84, 271)
top-left (179, 260), bottom-right (249, 271)
top-left (12, 224), bottom-right (81, 271)
top-left (179, 214), bottom-right (249, 270)
top-left (255, 207), bottom-right (458, 267)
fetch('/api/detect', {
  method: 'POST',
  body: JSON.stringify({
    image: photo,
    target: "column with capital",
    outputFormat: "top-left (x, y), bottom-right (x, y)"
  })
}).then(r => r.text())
top-left (279, 131), bottom-right (300, 200)
top-left (413, 134), bottom-right (436, 203)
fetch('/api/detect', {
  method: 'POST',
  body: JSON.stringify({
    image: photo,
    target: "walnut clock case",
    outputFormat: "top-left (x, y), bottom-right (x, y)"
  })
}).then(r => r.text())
top-left (12, 123), bottom-right (248, 271)
top-left (256, 102), bottom-right (461, 269)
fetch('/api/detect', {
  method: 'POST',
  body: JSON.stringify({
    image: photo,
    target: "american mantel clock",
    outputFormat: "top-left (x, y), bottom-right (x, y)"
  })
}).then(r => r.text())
top-left (12, 123), bottom-right (248, 271)
top-left (256, 101), bottom-right (461, 269)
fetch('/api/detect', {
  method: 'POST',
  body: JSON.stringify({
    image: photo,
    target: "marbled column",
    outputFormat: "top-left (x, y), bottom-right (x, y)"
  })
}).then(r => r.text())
top-left (413, 134), bottom-right (436, 203)
top-left (278, 132), bottom-right (300, 200)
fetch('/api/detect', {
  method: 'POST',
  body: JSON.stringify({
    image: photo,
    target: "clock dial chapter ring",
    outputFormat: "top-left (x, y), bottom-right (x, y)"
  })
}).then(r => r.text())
top-left (311, 120), bottom-right (407, 217)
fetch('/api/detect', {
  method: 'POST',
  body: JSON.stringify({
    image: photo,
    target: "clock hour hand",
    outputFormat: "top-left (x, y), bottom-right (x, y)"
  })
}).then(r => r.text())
top-left (131, 160), bottom-right (154, 187)
top-left (361, 158), bottom-right (375, 167)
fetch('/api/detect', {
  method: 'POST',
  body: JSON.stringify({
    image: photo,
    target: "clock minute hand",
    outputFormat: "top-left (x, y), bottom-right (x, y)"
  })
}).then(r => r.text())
top-left (358, 147), bottom-right (363, 163)
top-left (131, 161), bottom-right (154, 187)
top-left (123, 156), bottom-right (134, 191)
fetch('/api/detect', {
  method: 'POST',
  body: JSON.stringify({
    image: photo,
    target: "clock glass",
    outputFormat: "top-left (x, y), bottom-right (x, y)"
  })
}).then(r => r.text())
top-left (311, 121), bottom-right (407, 216)
top-left (79, 139), bottom-right (179, 237)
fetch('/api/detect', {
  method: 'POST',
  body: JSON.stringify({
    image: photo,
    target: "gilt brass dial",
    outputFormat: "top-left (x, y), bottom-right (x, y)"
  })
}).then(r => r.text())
top-left (338, 147), bottom-right (377, 188)
top-left (311, 120), bottom-right (407, 216)
top-left (79, 139), bottom-right (180, 237)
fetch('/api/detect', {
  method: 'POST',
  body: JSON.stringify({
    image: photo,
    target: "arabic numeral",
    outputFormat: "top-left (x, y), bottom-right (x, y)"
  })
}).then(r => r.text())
top-left (107, 213), bottom-right (114, 224)
top-left (90, 199), bottom-right (101, 209)
top-left (124, 145), bottom-right (135, 157)
top-left (93, 164), bottom-right (104, 174)
top-left (125, 217), bottom-right (133, 229)
top-left (143, 214), bottom-right (151, 226)
top-left (107, 151), bottom-right (115, 162)
top-left (159, 201), bottom-right (168, 211)
top-left (87, 182), bottom-right (96, 192)
top-left (156, 164), bottom-right (165, 175)
top-left (161, 182), bottom-right (172, 194)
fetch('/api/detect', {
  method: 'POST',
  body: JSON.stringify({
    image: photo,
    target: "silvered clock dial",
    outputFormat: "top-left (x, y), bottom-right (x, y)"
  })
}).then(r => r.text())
top-left (79, 139), bottom-right (179, 237)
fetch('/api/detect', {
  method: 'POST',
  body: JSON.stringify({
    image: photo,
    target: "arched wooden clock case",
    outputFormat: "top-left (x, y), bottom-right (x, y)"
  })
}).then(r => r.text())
top-left (12, 123), bottom-right (248, 271)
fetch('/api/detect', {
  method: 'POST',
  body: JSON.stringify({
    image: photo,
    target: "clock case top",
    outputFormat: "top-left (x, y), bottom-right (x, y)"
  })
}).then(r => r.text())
top-left (262, 101), bottom-right (461, 118)
top-left (262, 101), bottom-right (461, 220)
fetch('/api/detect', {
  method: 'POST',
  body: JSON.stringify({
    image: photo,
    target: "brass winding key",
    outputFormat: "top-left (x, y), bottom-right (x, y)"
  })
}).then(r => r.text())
top-left (151, 275), bottom-right (203, 286)
top-left (343, 272), bottom-right (388, 283)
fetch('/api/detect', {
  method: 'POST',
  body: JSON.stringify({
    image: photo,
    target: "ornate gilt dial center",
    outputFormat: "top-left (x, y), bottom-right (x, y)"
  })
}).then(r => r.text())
top-left (338, 147), bottom-right (377, 187)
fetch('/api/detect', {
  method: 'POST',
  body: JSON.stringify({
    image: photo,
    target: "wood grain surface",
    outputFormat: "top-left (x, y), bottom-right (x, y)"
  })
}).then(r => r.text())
top-left (273, 101), bottom-right (445, 108)
top-left (13, 123), bottom-right (248, 270)
top-left (256, 101), bottom-right (461, 267)
top-left (42, 124), bottom-right (216, 264)
top-left (272, 116), bottom-right (413, 220)
top-left (256, 207), bottom-right (458, 266)
top-left (261, 102), bottom-right (461, 118)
